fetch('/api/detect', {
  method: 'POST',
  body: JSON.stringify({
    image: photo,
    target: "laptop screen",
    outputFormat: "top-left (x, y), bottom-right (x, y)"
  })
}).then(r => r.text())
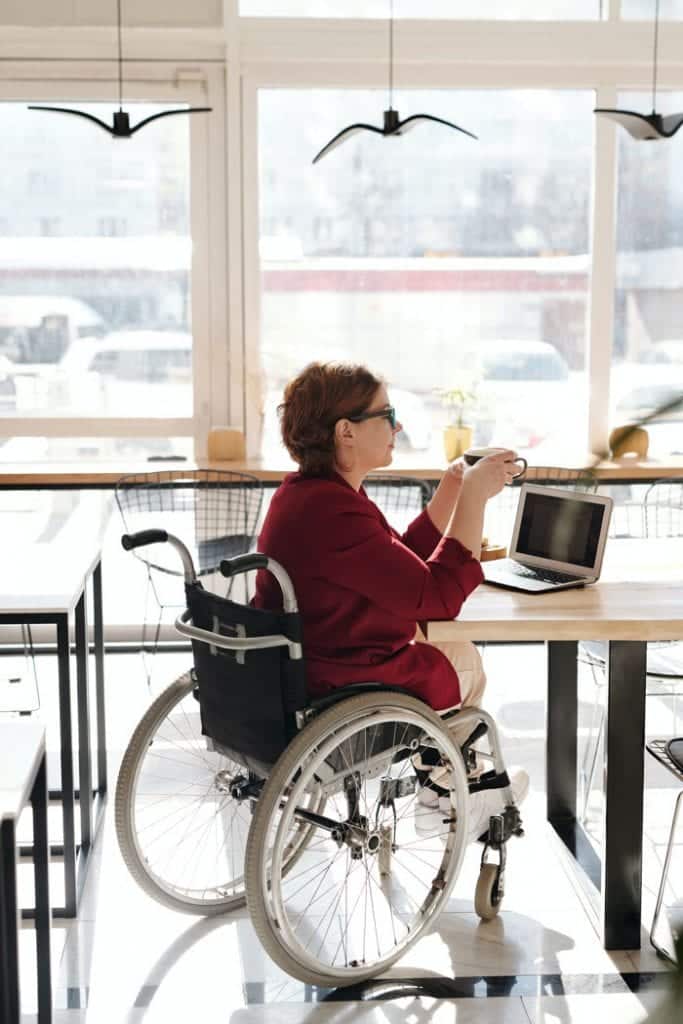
top-left (516, 491), bottom-right (606, 569)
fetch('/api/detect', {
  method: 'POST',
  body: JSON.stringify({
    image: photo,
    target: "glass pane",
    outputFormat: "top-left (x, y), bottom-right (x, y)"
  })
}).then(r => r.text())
top-left (258, 89), bottom-right (593, 463)
top-left (242, 1), bottom-right (600, 17)
top-left (0, 437), bottom-right (193, 461)
top-left (0, 102), bottom-right (192, 427)
top-left (613, 91), bottom-right (683, 458)
top-left (622, 1), bottom-right (683, 17)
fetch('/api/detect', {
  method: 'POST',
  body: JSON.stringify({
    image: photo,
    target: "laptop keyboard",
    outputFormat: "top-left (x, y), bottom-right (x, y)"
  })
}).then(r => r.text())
top-left (508, 564), bottom-right (581, 584)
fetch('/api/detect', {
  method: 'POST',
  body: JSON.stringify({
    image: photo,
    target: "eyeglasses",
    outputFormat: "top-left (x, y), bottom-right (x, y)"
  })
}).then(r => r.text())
top-left (347, 406), bottom-right (397, 430)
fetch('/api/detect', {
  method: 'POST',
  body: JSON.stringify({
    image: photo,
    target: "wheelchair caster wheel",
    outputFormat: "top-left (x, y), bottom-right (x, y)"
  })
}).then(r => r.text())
top-left (475, 862), bottom-right (503, 921)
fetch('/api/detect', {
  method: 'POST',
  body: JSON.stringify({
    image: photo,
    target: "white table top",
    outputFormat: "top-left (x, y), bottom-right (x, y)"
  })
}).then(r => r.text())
top-left (0, 491), bottom-right (112, 615)
top-left (426, 538), bottom-right (683, 643)
top-left (0, 720), bottom-right (45, 821)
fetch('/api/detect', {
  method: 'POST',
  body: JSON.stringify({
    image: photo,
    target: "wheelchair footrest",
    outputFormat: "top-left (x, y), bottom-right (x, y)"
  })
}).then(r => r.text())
top-left (468, 769), bottom-right (510, 794)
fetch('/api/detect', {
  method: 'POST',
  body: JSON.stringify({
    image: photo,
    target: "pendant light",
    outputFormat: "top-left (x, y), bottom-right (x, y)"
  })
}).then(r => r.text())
top-left (29, 0), bottom-right (211, 137)
top-left (312, 0), bottom-right (476, 164)
top-left (594, 0), bottom-right (683, 140)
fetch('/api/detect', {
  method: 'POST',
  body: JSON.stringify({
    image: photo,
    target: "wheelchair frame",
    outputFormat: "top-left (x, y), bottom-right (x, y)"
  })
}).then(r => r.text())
top-left (115, 527), bottom-right (523, 987)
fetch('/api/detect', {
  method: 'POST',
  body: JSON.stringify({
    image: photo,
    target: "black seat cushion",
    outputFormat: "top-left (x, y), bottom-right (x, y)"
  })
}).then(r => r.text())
top-left (667, 738), bottom-right (683, 772)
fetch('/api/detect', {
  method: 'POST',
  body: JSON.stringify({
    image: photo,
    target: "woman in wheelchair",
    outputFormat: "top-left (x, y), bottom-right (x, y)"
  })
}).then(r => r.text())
top-left (115, 360), bottom-right (528, 988)
top-left (254, 361), bottom-right (528, 836)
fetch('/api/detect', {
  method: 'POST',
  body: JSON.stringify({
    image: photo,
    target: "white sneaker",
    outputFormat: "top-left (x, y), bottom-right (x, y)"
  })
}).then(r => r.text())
top-left (462, 768), bottom-right (529, 843)
top-left (415, 769), bottom-right (528, 841)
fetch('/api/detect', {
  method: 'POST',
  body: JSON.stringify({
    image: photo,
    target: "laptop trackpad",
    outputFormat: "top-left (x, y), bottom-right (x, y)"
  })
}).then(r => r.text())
top-left (483, 569), bottom-right (551, 592)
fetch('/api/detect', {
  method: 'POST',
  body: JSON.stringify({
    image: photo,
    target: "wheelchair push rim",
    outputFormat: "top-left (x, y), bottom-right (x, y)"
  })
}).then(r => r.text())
top-left (116, 671), bottom-right (325, 915)
top-left (115, 670), bottom-right (254, 913)
top-left (246, 692), bottom-right (469, 987)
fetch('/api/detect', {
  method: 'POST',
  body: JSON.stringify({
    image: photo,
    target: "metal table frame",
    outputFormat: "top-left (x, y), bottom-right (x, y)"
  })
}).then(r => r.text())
top-left (547, 639), bottom-right (648, 949)
top-left (0, 731), bottom-right (51, 1024)
top-left (0, 559), bottom-right (106, 919)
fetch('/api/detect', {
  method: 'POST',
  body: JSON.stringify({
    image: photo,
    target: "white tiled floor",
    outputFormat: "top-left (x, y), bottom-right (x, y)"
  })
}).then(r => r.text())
top-left (10, 644), bottom-right (683, 1023)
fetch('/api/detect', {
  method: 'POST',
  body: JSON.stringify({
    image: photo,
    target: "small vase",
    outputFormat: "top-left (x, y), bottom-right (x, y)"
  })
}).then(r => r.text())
top-left (443, 425), bottom-right (473, 461)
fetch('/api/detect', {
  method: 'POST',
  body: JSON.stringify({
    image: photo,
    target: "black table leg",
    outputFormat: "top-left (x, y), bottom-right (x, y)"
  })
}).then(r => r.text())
top-left (546, 641), bottom-right (578, 822)
top-left (75, 591), bottom-right (93, 855)
top-left (56, 612), bottom-right (77, 917)
top-left (0, 818), bottom-right (19, 1024)
top-left (93, 560), bottom-right (107, 798)
top-left (547, 640), bottom-right (602, 892)
top-left (30, 753), bottom-right (52, 1024)
top-left (602, 639), bottom-right (647, 950)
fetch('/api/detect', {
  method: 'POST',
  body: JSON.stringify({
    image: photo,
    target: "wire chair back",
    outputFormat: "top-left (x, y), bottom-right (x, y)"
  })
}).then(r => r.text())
top-left (115, 469), bottom-right (264, 577)
top-left (532, 466), bottom-right (600, 491)
top-left (364, 475), bottom-right (432, 532)
top-left (644, 480), bottom-right (683, 538)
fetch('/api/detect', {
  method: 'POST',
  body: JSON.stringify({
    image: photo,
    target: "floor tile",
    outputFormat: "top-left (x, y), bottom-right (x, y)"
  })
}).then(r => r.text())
top-left (16, 646), bottom-right (683, 1023)
top-left (522, 989), bottom-right (671, 1023)
top-left (224, 997), bottom-right (531, 1024)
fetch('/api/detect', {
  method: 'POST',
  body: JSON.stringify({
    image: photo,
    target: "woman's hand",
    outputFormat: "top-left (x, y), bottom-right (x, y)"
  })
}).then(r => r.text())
top-left (464, 449), bottom-right (518, 500)
top-left (445, 460), bottom-right (466, 491)
top-left (426, 460), bottom-right (466, 535)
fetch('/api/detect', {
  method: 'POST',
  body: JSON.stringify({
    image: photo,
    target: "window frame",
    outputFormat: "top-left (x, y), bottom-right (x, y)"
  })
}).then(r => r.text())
top-left (0, 60), bottom-right (228, 457)
top-left (3, 8), bottom-right (683, 462)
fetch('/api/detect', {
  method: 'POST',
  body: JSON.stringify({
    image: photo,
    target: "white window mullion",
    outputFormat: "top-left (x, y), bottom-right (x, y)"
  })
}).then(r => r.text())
top-left (588, 84), bottom-right (618, 457)
top-left (224, 0), bottom-right (248, 439)
top-left (240, 73), bottom-right (262, 458)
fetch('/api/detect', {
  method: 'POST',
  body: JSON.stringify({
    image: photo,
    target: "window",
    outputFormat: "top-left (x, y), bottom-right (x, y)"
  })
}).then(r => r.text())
top-left (257, 88), bottom-right (593, 460)
top-left (0, 102), bottom-right (193, 456)
top-left (622, 0), bottom-right (683, 16)
top-left (613, 91), bottom-right (683, 457)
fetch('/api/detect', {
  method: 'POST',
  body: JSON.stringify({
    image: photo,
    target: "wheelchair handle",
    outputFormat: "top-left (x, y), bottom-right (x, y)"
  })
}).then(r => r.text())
top-left (122, 529), bottom-right (168, 550)
top-left (220, 554), bottom-right (268, 576)
top-left (220, 553), bottom-right (298, 614)
top-left (121, 530), bottom-right (196, 583)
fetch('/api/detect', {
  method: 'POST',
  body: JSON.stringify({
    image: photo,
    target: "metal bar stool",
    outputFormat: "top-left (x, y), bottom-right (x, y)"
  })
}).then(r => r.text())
top-left (646, 737), bottom-right (683, 965)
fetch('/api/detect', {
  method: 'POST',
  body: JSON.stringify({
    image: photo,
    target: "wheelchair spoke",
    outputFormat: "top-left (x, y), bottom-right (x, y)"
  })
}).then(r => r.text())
top-left (250, 697), bottom-right (469, 983)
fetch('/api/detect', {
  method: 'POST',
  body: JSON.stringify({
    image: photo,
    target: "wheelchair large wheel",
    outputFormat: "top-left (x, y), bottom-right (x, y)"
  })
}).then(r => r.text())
top-left (116, 671), bottom-right (322, 916)
top-left (245, 691), bottom-right (470, 987)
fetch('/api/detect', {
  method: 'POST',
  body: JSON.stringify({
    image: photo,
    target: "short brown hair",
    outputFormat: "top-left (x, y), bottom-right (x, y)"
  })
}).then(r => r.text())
top-left (279, 361), bottom-right (383, 476)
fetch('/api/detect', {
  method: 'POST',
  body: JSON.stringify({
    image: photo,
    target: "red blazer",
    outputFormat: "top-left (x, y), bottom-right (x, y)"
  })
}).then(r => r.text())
top-left (253, 471), bottom-right (484, 710)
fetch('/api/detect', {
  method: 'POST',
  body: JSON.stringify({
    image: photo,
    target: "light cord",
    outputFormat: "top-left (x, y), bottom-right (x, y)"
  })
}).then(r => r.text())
top-left (117, 0), bottom-right (124, 109)
top-left (652, 0), bottom-right (660, 112)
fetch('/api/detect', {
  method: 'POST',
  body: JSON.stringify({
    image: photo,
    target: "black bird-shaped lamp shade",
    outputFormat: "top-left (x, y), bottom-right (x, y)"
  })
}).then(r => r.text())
top-left (593, 108), bottom-right (683, 141)
top-left (28, 1), bottom-right (211, 137)
top-left (595, 1), bottom-right (683, 141)
top-left (312, 106), bottom-right (477, 163)
top-left (28, 105), bottom-right (212, 137)
top-left (312, 0), bottom-right (476, 163)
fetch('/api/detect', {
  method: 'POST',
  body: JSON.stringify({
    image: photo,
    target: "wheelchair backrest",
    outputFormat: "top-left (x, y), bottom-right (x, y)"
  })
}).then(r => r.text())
top-left (185, 581), bottom-right (306, 775)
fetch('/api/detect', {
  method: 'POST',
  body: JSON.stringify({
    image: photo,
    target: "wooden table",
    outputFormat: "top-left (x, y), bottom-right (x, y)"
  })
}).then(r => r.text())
top-left (0, 721), bottom-right (51, 1024)
top-left (0, 492), bottom-right (111, 917)
top-left (0, 453), bottom-right (682, 487)
top-left (424, 539), bottom-right (683, 950)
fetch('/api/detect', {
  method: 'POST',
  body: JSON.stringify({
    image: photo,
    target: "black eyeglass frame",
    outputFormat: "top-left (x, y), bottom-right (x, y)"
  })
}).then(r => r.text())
top-left (346, 406), bottom-right (397, 430)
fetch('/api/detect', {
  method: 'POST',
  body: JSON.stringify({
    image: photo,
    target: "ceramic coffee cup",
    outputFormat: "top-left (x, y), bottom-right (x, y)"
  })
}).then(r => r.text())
top-left (463, 446), bottom-right (528, 483)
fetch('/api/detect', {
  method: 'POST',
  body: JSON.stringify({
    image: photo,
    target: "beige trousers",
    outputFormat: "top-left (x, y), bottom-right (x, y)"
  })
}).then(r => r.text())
top-left (415, 630), bottom-right (487, 745)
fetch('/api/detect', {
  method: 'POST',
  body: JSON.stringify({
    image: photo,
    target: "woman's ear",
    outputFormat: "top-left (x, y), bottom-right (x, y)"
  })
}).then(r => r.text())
top-left (334, 418), bottom-right (355, 445)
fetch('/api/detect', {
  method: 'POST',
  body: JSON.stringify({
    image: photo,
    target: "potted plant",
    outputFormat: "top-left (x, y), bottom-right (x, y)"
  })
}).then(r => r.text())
top-left (437, 383), bottom-right (478, 461)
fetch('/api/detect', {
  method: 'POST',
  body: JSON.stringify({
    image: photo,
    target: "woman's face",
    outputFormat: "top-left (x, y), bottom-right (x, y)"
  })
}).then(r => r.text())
top-left (349, 384), bottom-right (403, 472)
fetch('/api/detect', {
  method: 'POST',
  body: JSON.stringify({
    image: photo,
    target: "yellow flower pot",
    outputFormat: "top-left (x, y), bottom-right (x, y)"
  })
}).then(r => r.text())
top-left (443, 425), bottom-right (473, 461)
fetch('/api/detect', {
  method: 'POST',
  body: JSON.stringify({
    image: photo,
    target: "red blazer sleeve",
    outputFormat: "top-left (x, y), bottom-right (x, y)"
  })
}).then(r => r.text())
top-left (319, 499), bottom-right (483, 621)
top-left (400, 507), bottom-right (443, 561)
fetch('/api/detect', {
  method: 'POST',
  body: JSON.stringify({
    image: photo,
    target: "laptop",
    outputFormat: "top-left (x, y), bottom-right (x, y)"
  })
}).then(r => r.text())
top-left (483, 484), bottom-right (613, 593)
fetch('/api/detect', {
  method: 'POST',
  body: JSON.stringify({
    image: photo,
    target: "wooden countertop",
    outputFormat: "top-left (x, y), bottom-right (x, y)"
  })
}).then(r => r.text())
top-left (1, 453), bottom-right (682, 487)
top-left (425, 538), bottom-right (683, 643)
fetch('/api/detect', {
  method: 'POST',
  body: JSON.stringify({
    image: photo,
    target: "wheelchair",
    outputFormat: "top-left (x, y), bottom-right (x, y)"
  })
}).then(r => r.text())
top-left (115, 528), bottom-right (524, 988)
